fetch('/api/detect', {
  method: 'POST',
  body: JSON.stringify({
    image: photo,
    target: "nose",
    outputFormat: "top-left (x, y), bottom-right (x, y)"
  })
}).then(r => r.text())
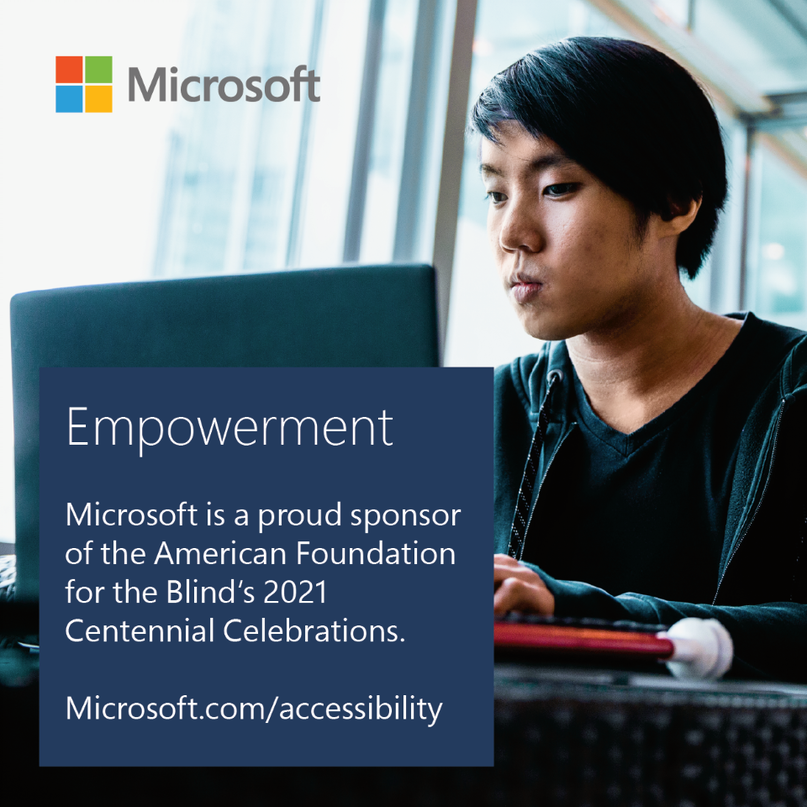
top-left (497, 196), bottom-right (542, 254)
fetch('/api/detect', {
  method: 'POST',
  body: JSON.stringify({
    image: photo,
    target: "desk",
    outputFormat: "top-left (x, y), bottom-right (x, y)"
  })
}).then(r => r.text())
top-left (495, 662), bottom-right (807, 805)
top-left (2, 634), bottom-right (806, 803)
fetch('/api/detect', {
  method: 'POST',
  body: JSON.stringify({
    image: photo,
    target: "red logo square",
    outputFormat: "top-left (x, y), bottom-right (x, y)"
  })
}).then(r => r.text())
top-left (56, 56), bottom-right (83, 84)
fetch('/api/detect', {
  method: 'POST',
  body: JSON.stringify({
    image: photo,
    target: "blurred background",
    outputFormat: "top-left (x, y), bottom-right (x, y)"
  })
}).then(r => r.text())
top-left (1, 0), bottom-right (806, 546)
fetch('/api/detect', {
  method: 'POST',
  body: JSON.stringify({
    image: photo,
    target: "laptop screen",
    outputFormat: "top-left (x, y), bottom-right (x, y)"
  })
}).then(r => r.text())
top-left (11, 264), bottom-right (438, 602)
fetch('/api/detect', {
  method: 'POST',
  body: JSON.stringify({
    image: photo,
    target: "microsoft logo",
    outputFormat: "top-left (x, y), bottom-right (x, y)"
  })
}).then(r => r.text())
top-left (56, 56), bottom-right (113, 113)
top-left (53, 56), bottom-right (320, 112)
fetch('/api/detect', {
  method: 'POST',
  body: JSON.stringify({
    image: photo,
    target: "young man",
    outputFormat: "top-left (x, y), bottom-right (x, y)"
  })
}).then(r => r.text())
top-left (475, 37), bottom-right (807, 682)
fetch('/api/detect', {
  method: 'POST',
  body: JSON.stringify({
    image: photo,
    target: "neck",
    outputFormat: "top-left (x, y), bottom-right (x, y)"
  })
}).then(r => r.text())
top-left (566, 283), bottom-right (741, 433)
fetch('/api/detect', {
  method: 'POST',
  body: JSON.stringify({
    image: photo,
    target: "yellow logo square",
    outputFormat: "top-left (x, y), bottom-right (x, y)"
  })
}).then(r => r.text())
top-left (85, 85), bottom-right (112, 113)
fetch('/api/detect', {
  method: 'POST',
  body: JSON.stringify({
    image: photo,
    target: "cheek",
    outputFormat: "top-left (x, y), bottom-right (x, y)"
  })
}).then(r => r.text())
top-left (559, 219), bottom-right (615, 265)
top-left (581, 228), bottom-right (610, 262)
top-left (551, 211), bottom-right (591, 251)
top-left (553, 220), bottom-right (594, 264)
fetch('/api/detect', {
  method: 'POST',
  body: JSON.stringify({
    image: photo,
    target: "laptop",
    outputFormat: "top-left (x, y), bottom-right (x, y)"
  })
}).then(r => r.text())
top-left (10, 264), bottom-right (439, 603)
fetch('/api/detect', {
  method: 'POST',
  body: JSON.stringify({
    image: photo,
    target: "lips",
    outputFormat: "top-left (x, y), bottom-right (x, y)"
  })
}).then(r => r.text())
top-left (510, 276), bottom-right (544, 304)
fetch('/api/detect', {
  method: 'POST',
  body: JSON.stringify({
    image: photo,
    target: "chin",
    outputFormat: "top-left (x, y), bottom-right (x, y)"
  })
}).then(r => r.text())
top-left (519, 315), bottom-right (578, 343)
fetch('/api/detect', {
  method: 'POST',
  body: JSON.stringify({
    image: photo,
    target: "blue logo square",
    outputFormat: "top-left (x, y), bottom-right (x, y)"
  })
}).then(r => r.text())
top-left (56, 85), bottom-right (83, 113)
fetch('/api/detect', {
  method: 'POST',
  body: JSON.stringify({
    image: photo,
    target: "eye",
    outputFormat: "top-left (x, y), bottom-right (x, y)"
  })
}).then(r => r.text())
top-left (485, 191), bottom-right (506, 205)
top-left (544, 183), bottom-right (577, 197)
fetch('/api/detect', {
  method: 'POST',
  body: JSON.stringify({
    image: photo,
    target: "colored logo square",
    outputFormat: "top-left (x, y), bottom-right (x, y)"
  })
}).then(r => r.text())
top-left (85, 85), bottom-right (112, 113)
top-left (56, 85), bottom-right (83, 113)
top-left (85, 56), bottom-right (112, 84)
top-left (56, 56), bottom-right (82, 84)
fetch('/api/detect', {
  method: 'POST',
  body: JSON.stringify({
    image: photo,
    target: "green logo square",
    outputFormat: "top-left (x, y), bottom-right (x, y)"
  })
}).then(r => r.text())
top-left (85, 56), bottom-right (112, 84)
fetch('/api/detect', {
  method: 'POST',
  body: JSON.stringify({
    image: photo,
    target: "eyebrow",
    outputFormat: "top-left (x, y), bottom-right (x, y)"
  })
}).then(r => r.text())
top-left (479, 153), bottom-right (578, 178)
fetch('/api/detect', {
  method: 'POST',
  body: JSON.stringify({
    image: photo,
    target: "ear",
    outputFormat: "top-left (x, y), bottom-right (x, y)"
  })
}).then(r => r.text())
top-left (657, 197), bottom-right (701, 238)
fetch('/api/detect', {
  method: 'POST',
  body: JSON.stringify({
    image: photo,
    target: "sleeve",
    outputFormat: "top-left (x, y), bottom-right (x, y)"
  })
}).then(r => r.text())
top-left (529, 565), bottom-right (807, 683)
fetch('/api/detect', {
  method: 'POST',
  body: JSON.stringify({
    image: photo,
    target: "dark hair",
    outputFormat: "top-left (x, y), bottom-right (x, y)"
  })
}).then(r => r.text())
top-left (469, 37), bottom-right (727, 279)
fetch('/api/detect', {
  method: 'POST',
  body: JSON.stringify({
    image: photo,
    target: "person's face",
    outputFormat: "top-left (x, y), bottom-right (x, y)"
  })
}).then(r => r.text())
top-left (480, 122), bottom-right (662, 342)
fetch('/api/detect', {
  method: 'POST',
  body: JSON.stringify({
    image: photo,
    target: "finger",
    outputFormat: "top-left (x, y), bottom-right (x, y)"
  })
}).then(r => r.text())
top-left (494, 565), bottom-right (537, 582)
top-left (493, 575), bottom-right (555, 616)
top-left (494, 560), bottom-right (541, 584)
top-left (493, 553), bottom-right (522, 568)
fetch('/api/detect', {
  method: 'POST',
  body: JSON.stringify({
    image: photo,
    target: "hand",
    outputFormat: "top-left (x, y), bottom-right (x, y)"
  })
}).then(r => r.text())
top-left (494, 553), bottom-right (555, 616)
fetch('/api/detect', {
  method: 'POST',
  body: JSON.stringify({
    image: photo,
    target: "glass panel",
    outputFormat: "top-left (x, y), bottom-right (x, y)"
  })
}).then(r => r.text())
top-left (242, 1), bottom-right (318, 273)
top-left (650, 0), bottom-right (690, 28)
top-left (704, 109), bottom-right (747, 316)
top-left (296, 0), bottom-right (370, 268)
top-left (154, 0), bottom-right (424, 274)
top-left (360, 0), bottom-right (418, 263)
top-left (154, 0), bottom-right (320, 277)
top-left (692, 0), bottom-right (807, 94)
top-left (747, 141), bottom-right (807, 326)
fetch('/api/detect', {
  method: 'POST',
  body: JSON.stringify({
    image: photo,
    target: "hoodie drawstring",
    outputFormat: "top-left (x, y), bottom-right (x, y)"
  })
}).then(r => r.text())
top-left (508, 369), bottom-right (563, 560)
